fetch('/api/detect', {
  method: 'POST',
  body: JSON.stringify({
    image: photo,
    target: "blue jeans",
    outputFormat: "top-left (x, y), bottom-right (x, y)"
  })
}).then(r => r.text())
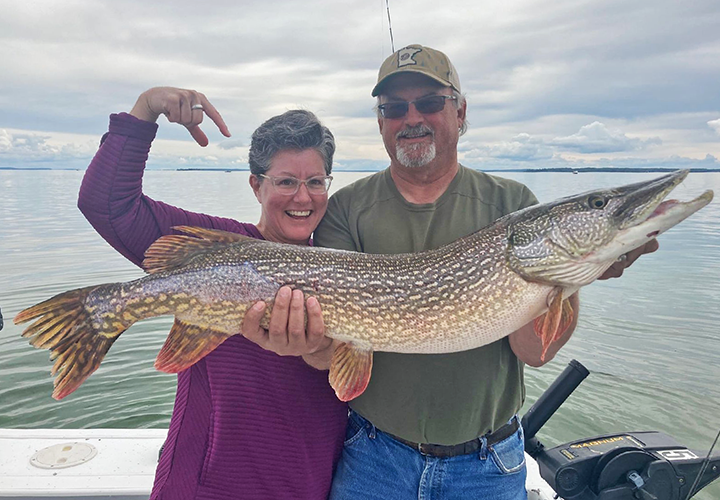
top-left (329, 410), bottom-right (527, 500)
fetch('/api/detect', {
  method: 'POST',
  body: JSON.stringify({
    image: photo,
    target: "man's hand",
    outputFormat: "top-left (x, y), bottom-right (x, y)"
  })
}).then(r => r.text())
top-left (241, 286), bottom-right (337, 369)
top-left (129, 87), bottom-right (231, 146)
top-left (598, 239), bottom-right (659, 280)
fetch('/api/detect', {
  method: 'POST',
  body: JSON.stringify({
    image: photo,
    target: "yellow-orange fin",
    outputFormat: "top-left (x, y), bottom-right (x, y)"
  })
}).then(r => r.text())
top-left (556, 298), bottom-right (575, 342)
top-left (14, 285), bottom-right (126, 400)
top-left (533, 289), bottom-right (575, 362)
top-left (143, 227), bottom-right (256, 274)
top-left (172, 226), bottom-right (253, 243)
top-left (154, 319), bottom-right (233, 373)
top-left (143, 235), bottom-right (219, 274)
top-left (329, 343), bottom-right (373, 402)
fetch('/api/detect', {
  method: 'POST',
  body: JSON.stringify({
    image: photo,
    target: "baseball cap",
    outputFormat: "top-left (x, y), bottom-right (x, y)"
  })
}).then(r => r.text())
top-left (371, 44), bottom-right (461, 97)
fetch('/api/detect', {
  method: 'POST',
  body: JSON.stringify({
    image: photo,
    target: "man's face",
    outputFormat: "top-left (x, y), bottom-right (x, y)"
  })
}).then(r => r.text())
top-left (377, 73), bottom-right (466, 169)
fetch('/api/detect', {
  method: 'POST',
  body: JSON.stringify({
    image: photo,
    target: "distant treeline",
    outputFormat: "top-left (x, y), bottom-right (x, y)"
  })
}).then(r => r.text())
top-left (2, 166), bottom-right (719, 173)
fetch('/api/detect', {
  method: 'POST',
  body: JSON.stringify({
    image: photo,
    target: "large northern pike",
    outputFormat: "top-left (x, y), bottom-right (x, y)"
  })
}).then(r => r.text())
top-left (15, 170), bottom-right (713, 401)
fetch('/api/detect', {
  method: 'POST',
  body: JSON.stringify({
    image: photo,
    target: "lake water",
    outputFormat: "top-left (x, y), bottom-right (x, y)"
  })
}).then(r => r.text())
top-left (1, 169), bottom-right (718, 498)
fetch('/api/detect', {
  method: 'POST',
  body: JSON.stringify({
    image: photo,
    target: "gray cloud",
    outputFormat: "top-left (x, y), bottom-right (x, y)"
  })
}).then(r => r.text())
top-left (708, 119), bottom-right (720, 135)
top-left (0, 130), bottom-right (95, 166)
top-left (216, 139), bottom-right (247, 150)
top-left (461, 121), bottom-right (663, 164)
top-left (463, 134), bottom-right (555, 162)
top-left (549, 122), bottom-right (662, 153)
top-left (0, 0), bottom-right (718, 169)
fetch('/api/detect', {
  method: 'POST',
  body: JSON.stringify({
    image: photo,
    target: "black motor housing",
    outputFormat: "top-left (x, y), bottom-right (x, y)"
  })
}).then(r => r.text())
top-left (536, 430), bottom-right (720, 499)
top-left (522, 360), bottom-right (720, 500)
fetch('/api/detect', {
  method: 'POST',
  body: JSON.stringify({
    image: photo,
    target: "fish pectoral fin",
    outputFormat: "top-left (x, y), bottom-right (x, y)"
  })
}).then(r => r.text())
top-left (557, 297), bottom-right (576, 341)
top-left (329, 343), bottom-right (374, 402)
top-left (533, 289), bottom-right (575, 362)
top-left (154, 319), bottom-right (233, 373)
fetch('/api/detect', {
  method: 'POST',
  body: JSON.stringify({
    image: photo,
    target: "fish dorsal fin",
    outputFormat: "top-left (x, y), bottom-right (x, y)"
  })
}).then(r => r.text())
top-left (172, 225), bottom-right (253, 243)
top-left (154, 319), bottom-right (233, 373)
top-left (143, 226), bottom-right (253, 274)
top-left (329, 343), bottom-right (374, 402)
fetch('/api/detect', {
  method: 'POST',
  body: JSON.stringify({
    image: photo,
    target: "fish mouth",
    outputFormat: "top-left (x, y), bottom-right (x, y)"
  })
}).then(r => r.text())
top-left (637, 189), bottom-right (713, 235)
top-left (590, 170), bottom-right (713, 262)
top-left (616, 169), bottom-right (713, 231)
top-left (612, 170), bottom-right (689, 228)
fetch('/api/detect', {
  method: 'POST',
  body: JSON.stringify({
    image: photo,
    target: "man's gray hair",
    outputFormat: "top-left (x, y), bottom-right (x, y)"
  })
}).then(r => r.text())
top-left (374, 90), bottom-right (468, 136)
top-left (249, 109), bottom-right (335, 176)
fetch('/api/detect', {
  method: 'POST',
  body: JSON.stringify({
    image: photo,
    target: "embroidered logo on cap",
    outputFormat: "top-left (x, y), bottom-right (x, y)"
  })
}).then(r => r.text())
top-left (397, 47), bottom-right (422, 67)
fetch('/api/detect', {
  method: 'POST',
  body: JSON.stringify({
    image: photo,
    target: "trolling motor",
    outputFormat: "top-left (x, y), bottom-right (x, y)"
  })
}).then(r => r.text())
top-left (522, 360), bottom-right (720, 499)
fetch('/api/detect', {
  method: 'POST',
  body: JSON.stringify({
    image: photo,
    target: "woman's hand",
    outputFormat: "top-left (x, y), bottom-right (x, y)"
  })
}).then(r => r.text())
top-left (129, 87), bottom-right (231, 146)
top-left (241, 286), bottom-right (337, 370)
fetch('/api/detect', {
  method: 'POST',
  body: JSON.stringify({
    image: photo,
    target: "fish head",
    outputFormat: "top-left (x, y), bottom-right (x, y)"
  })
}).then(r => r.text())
top-left (506, 170), bottom-right (713, 287)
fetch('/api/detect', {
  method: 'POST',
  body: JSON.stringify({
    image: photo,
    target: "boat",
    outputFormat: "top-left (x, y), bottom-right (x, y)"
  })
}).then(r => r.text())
top-left (0, 429), bottom-right (556, 499)
top-left (1, 361), bottom-right (718, 499)
top-left (0, 428), bottom-right (164, 500)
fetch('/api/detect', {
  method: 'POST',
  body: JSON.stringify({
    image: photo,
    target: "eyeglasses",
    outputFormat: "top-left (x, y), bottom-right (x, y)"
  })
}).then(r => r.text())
top-left (258, 174), bottom-right (333, 195)
top-left (378, 95), bottom-right (458, 119)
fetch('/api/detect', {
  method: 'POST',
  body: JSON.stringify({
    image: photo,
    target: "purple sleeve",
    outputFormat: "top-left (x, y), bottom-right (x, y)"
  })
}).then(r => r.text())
top-left (78, 113), bottom-right (262, 267)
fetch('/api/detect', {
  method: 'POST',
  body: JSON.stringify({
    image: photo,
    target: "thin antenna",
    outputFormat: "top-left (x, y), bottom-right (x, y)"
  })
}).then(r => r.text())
top-left (385, 0), bottom-right (395, 53)
top-left (685, 428), bottom-right (720, 500)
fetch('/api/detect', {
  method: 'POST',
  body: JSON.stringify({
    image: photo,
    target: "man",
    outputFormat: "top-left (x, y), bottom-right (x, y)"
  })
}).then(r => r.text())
top-left (242, 44), bottom-right (656, 499)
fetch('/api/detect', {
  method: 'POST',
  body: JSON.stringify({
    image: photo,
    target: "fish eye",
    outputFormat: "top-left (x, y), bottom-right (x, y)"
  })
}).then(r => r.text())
top-left (588, 195), bottom-right (607, 209)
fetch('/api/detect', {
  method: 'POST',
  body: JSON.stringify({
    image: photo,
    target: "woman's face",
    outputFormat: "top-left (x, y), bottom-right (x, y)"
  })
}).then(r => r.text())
top-left (250, 148), bottom-right (329, 245)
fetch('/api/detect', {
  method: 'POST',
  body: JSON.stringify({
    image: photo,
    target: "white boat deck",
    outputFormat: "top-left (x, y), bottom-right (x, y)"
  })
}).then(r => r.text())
top-left (0, 428), bottom-right (558, 499)
top-left (0, 429), bottom-right (165, 499)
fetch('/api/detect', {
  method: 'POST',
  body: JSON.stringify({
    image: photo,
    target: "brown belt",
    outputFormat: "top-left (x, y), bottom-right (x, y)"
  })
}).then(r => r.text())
top-left (387, 418), bottom-right (520, 458)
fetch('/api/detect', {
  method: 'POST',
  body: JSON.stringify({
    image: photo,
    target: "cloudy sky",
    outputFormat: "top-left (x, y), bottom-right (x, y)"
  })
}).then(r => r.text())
top-left (1, 0), bottom-right (719, 171)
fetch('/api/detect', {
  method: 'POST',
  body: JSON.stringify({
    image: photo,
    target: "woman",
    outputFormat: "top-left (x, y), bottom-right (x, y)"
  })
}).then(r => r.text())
top-left (78, 87), bottom-right (347, 500)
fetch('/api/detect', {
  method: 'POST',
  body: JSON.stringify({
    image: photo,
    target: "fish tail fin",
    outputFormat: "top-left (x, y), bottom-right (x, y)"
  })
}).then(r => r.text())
top-left (14, 285), bottom-right (129, 400)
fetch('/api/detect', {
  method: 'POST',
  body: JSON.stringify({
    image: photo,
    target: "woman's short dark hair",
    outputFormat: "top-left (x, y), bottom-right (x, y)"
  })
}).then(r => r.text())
top-left (248, 109), bottom-right (335, 176)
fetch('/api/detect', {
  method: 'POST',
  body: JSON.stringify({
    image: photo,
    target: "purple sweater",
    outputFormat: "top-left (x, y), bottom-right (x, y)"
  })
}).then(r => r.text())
top-left (78, 113), bottom-right (347, 500)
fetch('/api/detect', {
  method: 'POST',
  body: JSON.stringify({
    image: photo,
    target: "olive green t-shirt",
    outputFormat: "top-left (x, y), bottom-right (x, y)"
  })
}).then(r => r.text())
top-left (314, 165), bottom-right (538, 445)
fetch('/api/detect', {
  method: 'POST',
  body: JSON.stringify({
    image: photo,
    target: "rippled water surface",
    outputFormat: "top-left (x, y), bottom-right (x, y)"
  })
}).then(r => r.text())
top-left (1, 170), bottom-right (718, 498)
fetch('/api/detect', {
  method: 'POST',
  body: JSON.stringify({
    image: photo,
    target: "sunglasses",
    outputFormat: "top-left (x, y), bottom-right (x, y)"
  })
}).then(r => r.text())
top-left (258, 174), bottom-right (333, 196)
top-left (378, 94), bottom-right (458, 119)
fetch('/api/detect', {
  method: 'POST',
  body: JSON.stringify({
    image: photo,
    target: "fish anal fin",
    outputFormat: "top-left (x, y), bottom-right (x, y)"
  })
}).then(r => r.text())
top-left (533, 289), bottom-right (574, 362)
top-left (154, 319), bottom-right (233, 373)
top-left (329, 343), bottom-right (373, 402)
